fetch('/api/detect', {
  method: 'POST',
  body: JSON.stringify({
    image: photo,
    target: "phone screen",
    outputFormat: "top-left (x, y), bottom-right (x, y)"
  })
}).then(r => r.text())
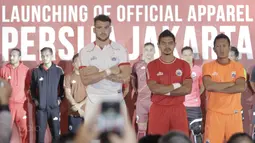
top-left (97, 101), bottom-right (125, 143)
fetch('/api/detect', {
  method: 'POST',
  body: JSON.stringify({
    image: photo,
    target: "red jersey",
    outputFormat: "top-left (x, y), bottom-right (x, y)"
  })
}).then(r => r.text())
top-left (0, 63), bottom-right (30, 103)
top-left (146, 58), bottom-right (191, 105)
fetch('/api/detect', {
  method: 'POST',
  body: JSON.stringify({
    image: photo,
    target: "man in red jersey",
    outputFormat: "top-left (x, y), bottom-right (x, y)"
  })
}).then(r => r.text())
top-left (146, 30), bottom-right (192, 135)
top-left (0, 48), bottom-right (30, 143)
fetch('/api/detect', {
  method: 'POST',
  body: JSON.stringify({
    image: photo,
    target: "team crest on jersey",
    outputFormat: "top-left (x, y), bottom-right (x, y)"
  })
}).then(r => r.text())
top-left (91, 56), bottom-right (97, 61)
top-left (176, 69), bottom-right (182, 76)
top-left (191, 72), bottom-right (197, 79)
top-left (7, 76), bottom-right (11, 80)
top-left (231, 71), bottom-right (236, 78)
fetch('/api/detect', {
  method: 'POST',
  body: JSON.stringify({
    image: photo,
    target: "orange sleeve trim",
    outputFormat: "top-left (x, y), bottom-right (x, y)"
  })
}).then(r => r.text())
top-left (79, 66), bottom-right (87, 70)
top-left (118, 62), bottom-right (131, 67)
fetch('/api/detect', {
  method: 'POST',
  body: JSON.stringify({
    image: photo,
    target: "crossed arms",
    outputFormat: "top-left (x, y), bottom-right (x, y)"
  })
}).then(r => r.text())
top-left (147, 79), bottom-right (192, 96)
top-left (79, 65), bottom-right (131, 86)
top-left (202, 76), bottom-right (245, 94)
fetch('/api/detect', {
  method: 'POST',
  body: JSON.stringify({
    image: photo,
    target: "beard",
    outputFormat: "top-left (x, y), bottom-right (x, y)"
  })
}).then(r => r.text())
top-left (96, 35), bottom-right (110, 42)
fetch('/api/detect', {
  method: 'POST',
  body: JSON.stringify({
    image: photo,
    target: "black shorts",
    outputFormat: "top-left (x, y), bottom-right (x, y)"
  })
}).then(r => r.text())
top-left (186, 107), bottom-right (202, 128)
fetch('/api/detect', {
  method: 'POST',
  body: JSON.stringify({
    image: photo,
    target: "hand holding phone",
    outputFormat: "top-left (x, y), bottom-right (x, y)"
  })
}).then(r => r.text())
top-left (97, 101), bottom-right (125, 143)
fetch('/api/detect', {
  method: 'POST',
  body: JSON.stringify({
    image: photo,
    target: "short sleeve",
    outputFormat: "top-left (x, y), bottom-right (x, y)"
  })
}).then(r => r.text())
top-left (146, 62), bottom-right (158, 83)
top-left (235, 63), bottom-right (245, 80)
top-left (250, 67), bottom-right (255, 82)
top-left (79, 48), bottom-right (90, 67)
top-left (64, 75), bottom-right (71, 89)
top-left (182, 61), bottom-right (191, 80)
top-left (202, 63), bottom-right (211, 77)
top-left (118, 47), bottom-right (130, 66)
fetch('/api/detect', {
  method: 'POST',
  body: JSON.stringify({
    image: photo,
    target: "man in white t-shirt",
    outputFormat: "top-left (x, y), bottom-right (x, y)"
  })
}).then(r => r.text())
top-left (79, 14), bottom-right (131, 123)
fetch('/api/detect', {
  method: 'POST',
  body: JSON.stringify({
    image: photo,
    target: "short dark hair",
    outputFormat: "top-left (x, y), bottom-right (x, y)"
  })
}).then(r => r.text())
top-left (181, 46), bottom-right (193, 54)
top-left (158, 131), bottom-right (192, 143)
top-left (40, 47), bottom-right (53, 54)
top-left (158, 30), bottom-right (175, 44)
top-left (227, 132), bottom-right (253, 143)
top-left (10, 48), bottom-right (21, 56)
top-left (139, 135), bottom-right (161, 143)
top-left (72, 53), bottom-right (79, 62)
top-left (144, 42), bottom-right (155, 47)
top-left (230, 46), bottom-right (239, 58)
top-left (213, 33), bottom-right (230, 48)
top-left (94, 14), bottom-right (111, 25)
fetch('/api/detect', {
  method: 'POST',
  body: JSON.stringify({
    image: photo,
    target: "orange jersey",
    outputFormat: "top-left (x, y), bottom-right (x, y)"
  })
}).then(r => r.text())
top-left (202, 60), bottom-right (245, 114)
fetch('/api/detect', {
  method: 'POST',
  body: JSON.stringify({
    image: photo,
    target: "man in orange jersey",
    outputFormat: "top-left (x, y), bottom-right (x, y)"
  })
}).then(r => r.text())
top-left (202, 33), bottom-right (246, 143)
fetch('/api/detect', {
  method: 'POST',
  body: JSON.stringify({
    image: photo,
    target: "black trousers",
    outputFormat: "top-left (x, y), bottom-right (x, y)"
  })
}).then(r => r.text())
top-left (68, 115), bottom-right (84, 134)
top-left (36, 107), bottom-right (60, 143)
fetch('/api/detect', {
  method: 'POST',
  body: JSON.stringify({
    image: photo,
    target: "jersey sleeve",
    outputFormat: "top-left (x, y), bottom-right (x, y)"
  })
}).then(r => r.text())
top-left (182, 61), bottom-right (191, 80)
top-left (118, 47), bottom-right (130, 66)
top-left (250, 67), bottom-right (255, 82)
top-left (202, 63), bottom-right (211, 77)
top-left (235, 63), bottom-right (245, 80)
top-left (64, 74), bottom-right (71, 89)
top-left (146, 63), bottom-right (158, 83)
top-left (79, 48), bottom-right (90, 68)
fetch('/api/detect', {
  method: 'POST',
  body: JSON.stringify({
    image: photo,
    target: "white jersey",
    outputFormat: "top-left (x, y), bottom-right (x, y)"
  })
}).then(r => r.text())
top-left (79, 41), bottom-right (129, 103)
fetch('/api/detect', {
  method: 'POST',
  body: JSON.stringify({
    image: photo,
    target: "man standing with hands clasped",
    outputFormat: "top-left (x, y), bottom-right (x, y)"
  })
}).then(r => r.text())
top-left (30, 47), bottom-right (64, 143)
top-left (64, 53), bottom-right (87, 134)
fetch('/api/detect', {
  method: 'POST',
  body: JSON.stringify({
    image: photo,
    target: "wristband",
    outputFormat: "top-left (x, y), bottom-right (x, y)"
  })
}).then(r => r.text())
top-left (173, 83), bottom-right (181, 89)
top-left (165, 92), bottom-right (171, 96)
top-left (105, 69), bottom-right (112, 76)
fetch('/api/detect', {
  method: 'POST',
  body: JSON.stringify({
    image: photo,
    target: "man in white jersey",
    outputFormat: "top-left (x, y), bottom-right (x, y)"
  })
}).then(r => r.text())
top-left (79, 14), bottom-right (131, 123)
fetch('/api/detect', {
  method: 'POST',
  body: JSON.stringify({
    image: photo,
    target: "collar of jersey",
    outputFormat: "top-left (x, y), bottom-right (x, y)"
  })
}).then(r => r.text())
top-left (93, 40), bottom-right (112, 50)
